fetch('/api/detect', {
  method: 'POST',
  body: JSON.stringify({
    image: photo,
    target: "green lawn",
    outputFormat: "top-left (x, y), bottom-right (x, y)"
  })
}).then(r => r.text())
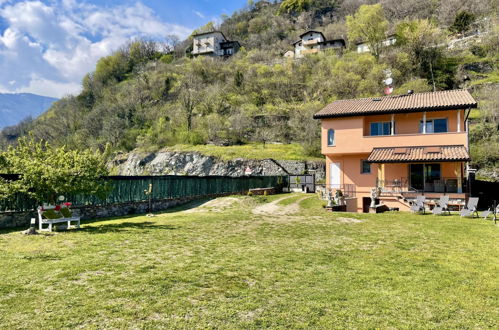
top-left (0, 194), bottom-right (498, 328)
top-left (168, 143), bottom-right (323, 161)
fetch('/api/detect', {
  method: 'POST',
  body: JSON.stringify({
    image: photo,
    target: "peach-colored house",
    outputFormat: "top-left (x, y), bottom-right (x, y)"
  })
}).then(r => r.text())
top-left (313, 90), bottom-right (478, 212)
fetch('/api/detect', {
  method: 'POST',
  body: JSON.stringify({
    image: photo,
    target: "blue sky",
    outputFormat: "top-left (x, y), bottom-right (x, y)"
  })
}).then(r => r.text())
top-left (0, 0), bottom-right (247, 98)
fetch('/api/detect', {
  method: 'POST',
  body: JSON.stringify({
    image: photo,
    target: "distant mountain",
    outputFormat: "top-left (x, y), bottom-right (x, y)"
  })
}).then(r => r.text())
top-left (0, 93), bottom-right (57, 129)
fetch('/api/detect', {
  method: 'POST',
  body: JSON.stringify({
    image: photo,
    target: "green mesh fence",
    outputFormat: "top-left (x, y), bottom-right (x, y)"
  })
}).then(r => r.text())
top-left (0, 175), bottom-right (287, 213)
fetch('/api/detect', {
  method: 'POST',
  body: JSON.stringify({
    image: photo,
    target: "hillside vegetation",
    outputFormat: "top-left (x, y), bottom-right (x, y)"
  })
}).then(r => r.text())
top-left (1, 0), bottom-right (498, 177)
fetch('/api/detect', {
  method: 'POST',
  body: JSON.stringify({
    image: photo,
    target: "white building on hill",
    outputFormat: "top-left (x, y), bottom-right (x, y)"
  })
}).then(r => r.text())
top-left (191, 31), bottom-right (240, 58)
top-left (356, 35), bottom-right (397, 53)
top-left (292, 30), bottom-right (345, 59)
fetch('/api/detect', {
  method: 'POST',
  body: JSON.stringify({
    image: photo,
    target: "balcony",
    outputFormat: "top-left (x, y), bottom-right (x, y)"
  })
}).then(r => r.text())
top-left (192, 47), bottom-right (214, 55)
top-left (303, 39), bottom-right (319, 46)
top-left (324, 131), bottom-right (468, 155)
top-left (377, 177), bottom-right (466, 194)
top-left (301, 48), bottom-right (319, 55)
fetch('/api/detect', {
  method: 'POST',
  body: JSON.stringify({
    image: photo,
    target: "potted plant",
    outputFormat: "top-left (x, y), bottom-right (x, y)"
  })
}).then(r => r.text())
top-left (335, 189), bottom-right (345, 205)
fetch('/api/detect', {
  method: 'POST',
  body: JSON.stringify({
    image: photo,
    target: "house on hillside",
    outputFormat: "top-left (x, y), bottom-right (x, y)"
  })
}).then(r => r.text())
top-left (291, 30), bottom-right (345, 59)
top-left (356, 35), bottom-right (397, 53)
top-left (191, 31), bottom-right (240, 58)
top-left (313, 89), bottom-right (478, 212)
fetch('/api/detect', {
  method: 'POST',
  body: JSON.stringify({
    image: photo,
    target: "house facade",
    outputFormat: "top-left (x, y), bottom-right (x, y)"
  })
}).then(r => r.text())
top-left (292, 30), bottom-right (345, 59)
top-left (191, 31), bottom-right (240, 57)
top-left (313, 90), bottom-right (478, 212)
top-left (356, 35), bottom-right (397, 53)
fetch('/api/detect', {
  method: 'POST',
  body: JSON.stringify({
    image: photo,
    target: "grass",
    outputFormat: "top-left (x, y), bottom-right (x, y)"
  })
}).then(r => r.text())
top-left (470, 70), bottom-right (499, 86)
top-left (167, 143), bottom-right (323, 161)
top-left (0, 194), bottom-right (498, 328)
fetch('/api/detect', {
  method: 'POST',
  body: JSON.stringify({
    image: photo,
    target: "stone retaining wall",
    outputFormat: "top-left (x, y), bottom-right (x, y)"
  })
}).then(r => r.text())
top-left (0, 192), bottom-right (242, 230)
top-left (111, 151), bottom-right (326, 180)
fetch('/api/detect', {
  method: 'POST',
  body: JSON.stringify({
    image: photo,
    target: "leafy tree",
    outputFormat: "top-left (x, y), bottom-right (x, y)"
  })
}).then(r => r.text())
top-left (0, 136), bottom-right (109, 205)
top-left (450, 11), bottom-right (475, 34)
top-left (395, 19), bottom-right (447, 89)
top-left (346, 4), bottom-right (388, 59)
top-left (278, 0), bottom-right (312, 15)
top-left (191, 22), bottom-right (216, 36)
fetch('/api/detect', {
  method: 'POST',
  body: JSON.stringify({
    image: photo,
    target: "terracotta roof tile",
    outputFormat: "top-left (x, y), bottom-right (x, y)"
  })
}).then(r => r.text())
top-left (367, 145), bottom-right (470, 163)
top-left (314, 90), bottom-right (477, 119)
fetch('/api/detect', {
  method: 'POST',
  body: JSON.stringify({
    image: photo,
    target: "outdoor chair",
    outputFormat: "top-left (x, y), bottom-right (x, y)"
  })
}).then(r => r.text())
top-left (481, 204), bottom-right (499, 220)
top-left (434, 180), bottom-right (445, 193)
top-left (432, 195), bottom-right (450, 215)
top-left (410, 195), bottom-right (426, 214)
top-left (460, 197), bottom-right (479, 218)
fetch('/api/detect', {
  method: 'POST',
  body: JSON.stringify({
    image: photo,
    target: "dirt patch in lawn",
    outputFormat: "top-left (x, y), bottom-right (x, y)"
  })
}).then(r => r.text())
top-left (252, 195), bottom-right (310, 216)
top-left (336, 217), bottom-right (364, 224)
top-left (183, 197), bottom-right (241, 213)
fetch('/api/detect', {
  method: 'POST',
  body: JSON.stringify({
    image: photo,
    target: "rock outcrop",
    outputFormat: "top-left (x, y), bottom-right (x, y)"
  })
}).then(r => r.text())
top-left (110, 151), bottom-right (325, 180)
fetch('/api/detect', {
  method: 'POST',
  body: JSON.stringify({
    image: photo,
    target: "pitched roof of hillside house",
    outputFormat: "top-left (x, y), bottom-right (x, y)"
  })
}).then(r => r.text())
top-left (299, 30), bottom-right (325, 38)
top-left (367, 145), bottom-right (470, 163)
top-left (292, 30), bottom-right (345, 46)
top-left (313, 90), bottom-right (477, 119)
top-left (192, 30), bottom-right (227, 39)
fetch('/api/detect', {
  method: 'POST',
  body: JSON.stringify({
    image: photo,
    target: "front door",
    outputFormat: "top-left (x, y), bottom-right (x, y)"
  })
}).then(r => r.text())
top-left (329, 162), bottom-right (341, 189)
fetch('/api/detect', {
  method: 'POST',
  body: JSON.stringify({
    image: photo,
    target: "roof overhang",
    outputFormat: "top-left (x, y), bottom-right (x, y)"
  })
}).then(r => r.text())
top-left (313, 90), bottom-right (478, 120)
top-left (299, 30), bottom-right (325, 39)
top-left (192, 30), bottom-right (227, 40)
top-left (313, 104), bottom-right (478, 119)
top-left (366, 145), bottom-right (470, 163)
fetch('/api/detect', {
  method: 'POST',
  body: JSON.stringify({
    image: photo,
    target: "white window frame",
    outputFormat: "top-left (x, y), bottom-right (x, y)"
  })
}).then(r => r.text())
top-left (419, 118), bottom-right (448, 134)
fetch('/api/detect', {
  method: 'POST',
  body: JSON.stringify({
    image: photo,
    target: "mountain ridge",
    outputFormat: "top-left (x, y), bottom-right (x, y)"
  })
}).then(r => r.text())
top-left (0, 93), bottom-right (57, 129)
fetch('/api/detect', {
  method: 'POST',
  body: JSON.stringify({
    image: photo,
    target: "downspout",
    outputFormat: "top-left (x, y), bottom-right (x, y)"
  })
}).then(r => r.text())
top-left (464, 107), bottom-right (472, 192)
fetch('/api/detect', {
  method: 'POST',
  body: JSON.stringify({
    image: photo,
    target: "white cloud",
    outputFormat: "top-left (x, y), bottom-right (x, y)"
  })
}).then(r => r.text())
top-left (14, 75), bottom-right (82, 98)
top-left (0, 1), bottom-right (192, 98)
top-left (194, 10), bottom-right (205, 19)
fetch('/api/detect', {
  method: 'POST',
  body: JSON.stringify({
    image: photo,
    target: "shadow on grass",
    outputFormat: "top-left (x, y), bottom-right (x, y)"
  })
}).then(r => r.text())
top-left (160, 198), bottom-right (216, 213)
top-left (80, 221), bottom-right (178, 233)
top-left (0, 197), bottom-right (221, 235)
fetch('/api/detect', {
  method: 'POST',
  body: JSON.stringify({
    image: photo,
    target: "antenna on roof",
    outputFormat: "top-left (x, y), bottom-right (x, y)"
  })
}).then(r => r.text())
top-left (383, 69), bottom-right (393, 95)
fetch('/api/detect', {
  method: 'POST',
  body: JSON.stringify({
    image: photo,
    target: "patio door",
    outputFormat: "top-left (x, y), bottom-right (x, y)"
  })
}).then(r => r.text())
top-left (409, 164), bottom-right (441, 192)
top-left (410, 164), bottom-right (424, 191)
top-left (329, 162), bottom-right (341, 189)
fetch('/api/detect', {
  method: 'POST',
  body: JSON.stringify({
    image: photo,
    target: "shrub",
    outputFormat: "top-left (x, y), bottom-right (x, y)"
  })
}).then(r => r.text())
top-left (450, 11), bottom-right (475, 34)
top-left (0, 136), bottom-right (109, 205)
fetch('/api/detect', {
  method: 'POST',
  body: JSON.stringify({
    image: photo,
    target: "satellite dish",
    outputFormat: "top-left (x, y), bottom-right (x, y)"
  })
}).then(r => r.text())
top-left (385, 77), bottom-right (393, 85)
top-left (384, 86), bottom-right (393, 95)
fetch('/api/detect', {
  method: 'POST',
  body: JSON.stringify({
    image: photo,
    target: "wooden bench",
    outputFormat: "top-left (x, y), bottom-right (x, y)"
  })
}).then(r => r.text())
top-left (38, 207), bottom-right (80, 232)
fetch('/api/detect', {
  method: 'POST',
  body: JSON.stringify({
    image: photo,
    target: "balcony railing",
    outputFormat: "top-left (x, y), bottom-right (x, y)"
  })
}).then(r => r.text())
top-left (317, 184), bottom-right (356, 198)
top-left (303, 39), bottom-right (319, 46)
top-left (377, 177), bottom-right (467, 194)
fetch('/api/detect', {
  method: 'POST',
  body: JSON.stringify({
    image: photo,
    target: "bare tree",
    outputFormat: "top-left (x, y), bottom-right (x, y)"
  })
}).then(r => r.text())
top-left (178, 76), bottom-right (203, 131)
top-left (163, 34), bottom-right (180, 54)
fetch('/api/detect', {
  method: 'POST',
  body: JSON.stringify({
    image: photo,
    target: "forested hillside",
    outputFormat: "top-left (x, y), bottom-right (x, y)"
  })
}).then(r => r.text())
top-left (1, 0), bottom-right (498, 178)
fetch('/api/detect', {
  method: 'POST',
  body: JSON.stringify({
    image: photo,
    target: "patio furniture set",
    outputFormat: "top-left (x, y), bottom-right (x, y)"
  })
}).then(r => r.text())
top-left (410, 196), bottom-right (498, 223)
